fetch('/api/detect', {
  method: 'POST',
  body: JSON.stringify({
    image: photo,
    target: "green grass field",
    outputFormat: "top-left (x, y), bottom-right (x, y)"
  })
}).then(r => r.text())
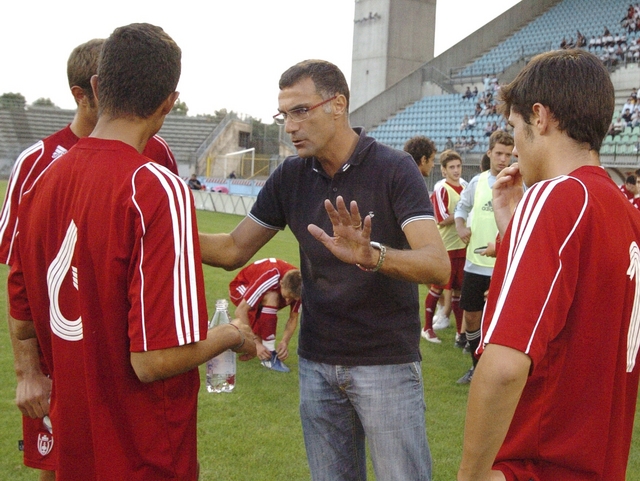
top-left (0, 183), bottom-right (638, 480)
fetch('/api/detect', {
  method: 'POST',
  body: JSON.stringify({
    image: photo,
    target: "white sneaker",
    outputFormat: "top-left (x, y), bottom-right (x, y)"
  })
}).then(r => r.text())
top-left (433, 315), bottom-right (450, 330)
top-left (421, 328), bottom-right (442, 344)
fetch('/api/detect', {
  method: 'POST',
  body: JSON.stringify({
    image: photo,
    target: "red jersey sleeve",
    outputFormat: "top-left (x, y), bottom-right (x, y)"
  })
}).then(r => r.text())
top-left (127, 163), bottom-right (208, 352)
top-left (431, 183), bottom-right (450, 224)
top-left (480, 176), bottom-right (587, 367)
top-left (143, 135), bottom-right (179, 176)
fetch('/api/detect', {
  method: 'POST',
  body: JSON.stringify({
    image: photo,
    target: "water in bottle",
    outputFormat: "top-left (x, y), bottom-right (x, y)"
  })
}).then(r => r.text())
top-left (206, 299), bottom-right (236, 393)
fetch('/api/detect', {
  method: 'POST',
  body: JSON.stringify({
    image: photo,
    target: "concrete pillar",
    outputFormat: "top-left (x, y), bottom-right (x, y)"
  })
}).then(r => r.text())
top-left (350, 0), bottom-right (437, 110)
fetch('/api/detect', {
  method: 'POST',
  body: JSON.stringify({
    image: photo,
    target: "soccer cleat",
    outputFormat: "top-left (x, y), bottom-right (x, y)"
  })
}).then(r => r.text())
top-left (421, 328), bottom-right (442, 344)
top-left (456, 367), bottom-right (474, 384)
top-left (454, 332), bottom-right (467, 349)
top-left (433, 315), bottom-right (450, 330)
top-left (261, 351), bottom-right (290, 373)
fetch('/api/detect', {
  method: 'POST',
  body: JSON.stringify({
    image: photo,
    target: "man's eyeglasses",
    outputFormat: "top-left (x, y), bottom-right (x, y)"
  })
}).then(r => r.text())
top-left (273, 96), bottom-right (337, 126)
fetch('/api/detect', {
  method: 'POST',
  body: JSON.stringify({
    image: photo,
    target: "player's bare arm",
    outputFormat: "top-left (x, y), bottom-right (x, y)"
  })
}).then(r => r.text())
top-left (8, 316), bottom-right (51, 419)
top-left (276, 311), bottom-right (299, 361)
top-left (492, 163), bottom-right (524, 238)
top-left (131, 320), bottom-right (256, 383)
top-left (458, 344), bottom-right (530, 481)
top-left (199, 217), bottom-right (277, 269)
top-left (231, 299), bottom-right (269, 360)
top-left (308, 196), bottom-right (449, 285)
top-left (455, 217), bottom-right (472, 244)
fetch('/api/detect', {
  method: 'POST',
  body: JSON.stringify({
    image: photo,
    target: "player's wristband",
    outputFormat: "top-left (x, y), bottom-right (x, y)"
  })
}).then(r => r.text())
top-left (357, 242), bottom-right (386, 272)
top-left (229, 323), bottom-right (245, 350)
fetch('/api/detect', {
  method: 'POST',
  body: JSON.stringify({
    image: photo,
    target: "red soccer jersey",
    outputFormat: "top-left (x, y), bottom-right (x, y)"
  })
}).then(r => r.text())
top-left (8, 138), bottom-right (207, 481)
top-left (480, 166), bottom-right (640, 479)
top-left (229, 258), bottom-right (301, 313)
top-left (0, 126), bottom-right (178, 266)
top-left (431, 180), bottom-right (465, 224)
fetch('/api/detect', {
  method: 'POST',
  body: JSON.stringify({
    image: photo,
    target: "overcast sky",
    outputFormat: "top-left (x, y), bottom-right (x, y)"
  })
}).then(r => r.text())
top-left (1, 0), bottom-right (521, 122)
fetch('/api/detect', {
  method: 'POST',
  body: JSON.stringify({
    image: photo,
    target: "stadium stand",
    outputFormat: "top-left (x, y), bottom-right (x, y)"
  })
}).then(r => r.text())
top-left (0, 106), bottom-right (221, 177)
top-left (366, 0), bottom-right (640, 188)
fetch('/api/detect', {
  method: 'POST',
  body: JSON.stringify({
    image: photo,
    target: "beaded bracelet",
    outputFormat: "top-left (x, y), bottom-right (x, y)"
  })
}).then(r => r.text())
top-left (228, 323), bottom-right (245, 350)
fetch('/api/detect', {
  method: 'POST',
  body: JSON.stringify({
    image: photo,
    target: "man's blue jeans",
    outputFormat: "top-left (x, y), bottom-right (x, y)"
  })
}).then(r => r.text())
top-left (299, 357), bottom-right (432, 481)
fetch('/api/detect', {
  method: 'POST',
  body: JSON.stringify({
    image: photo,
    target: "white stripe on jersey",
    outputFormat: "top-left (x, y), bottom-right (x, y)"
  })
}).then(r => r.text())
top-left (401, 215), bottom-right (436, 230)
top-left (483, 176), bottom-right (588, 353)
top-left (0, 141), bottom-right (45, 261)
top-left (433, 183), bottom-right (450, 221)
top-left (131, 163), bottom-right (201, 350)
top-left (245, 269), bottom-right (280, 307)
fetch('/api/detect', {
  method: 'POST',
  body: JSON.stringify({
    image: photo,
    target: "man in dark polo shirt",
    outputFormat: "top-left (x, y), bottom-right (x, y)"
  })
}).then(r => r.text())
top-left (200, 59), bottom-right (449, 481)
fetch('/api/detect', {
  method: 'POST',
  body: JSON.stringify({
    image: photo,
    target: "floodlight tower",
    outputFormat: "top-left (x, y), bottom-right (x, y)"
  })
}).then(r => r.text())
top-left (350, 0), bottom-right (437, 111)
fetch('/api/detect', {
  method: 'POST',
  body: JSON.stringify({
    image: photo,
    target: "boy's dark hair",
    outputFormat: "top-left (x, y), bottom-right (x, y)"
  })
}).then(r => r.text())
top-left (67, 39), bottom-right (104, 101)
top-left (403, 136), bottom-right (437, 166)
top-left (499, 49), bottom-right (614, 152)
top-left (626, 175), bottom-right (637, 185)
top-left (279, 60), bottom-right (350, 109)
top-left (480, 154), bottom-right (491, 172)
top-left (97, 23), bottom-right (181, 119)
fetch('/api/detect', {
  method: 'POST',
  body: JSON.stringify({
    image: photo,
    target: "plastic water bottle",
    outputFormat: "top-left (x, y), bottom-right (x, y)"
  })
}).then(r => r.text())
top-left (206, 299), bottom-right (236, 393)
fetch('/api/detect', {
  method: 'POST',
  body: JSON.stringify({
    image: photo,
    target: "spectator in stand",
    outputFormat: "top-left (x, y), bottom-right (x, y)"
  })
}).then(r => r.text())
top-left (188, 173), bottom-right (203, 190)
top-left (466, 136), bottom-right (477, 151)
top-left (623, 108), bottom-right (634, 127)
top-left (490, 121), bottom-right (499, 133)
top-left (595, 35), bottom-right (603, 49)
top-left (588, 35), bottom-right (598, 50)
top-left (445, 137), bottom-right (454, 150)
top-left (623, 96), bottom-right (636, 114)
top-left (484, 121), bottom-right (492, 137)
top-left (474, 103), bottom-right (482, 118)
top-left (472, 86), bottom-right (478, 98)
top-left (483, 74), bottom-right (491, 93)
top-left (609, 117), bottom-right (626, 137)
top-left (462, 87), bottom-right (473, 100)
top-left (467, 115), bottom-right (476, 130)
top-left (460, 115), bottom-right (469, 130)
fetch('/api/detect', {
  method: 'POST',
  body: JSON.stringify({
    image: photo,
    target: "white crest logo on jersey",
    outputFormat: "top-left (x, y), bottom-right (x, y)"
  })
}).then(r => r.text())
top-left (37, 433), bottom-right (54, 456)
top-left (47, 220), bottom-right (83, 341)
top-left (627, 241), bottom-right (640, 372)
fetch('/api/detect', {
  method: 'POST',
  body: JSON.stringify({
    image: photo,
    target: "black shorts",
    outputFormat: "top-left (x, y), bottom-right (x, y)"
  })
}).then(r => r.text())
top-left (460, 271), bottom-right (492, 312)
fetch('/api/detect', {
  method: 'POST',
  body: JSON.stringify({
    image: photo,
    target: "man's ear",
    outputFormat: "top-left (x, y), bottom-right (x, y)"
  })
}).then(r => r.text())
top-left (532, 103), bottom-right (552, 135)
top-left (70, 85), bottom-right (88, 106)
top-left (333, 94), bottom-right (348, 117)
top-left (159, 91), bottom-right (180, 116)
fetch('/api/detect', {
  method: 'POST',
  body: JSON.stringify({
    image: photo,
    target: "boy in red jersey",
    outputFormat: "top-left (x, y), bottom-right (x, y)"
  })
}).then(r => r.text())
top-left (458, 49), bottom-right (640, 480)
top-left (8, 24), bottom-right (255, 481)
top-left (229, 258), bottom-right (301, 372)
top-left (0, 38), bottom-right (179, 481)
top-left (425, 150), bottom-right (468, 343)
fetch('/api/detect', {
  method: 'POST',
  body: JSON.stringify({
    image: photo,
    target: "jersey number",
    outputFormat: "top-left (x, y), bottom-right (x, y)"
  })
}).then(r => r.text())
top-left (47, 221), bottom-right (83, 341)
